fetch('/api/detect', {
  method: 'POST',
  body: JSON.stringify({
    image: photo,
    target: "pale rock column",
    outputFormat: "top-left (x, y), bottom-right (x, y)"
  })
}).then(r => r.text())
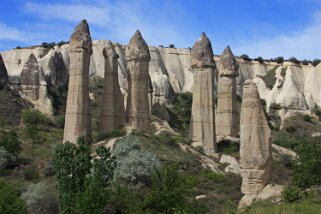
top-left (216, 46), bottom-right (239, 138)
top-left (100, 41), bottom-right (125, 131)
top-left (63, 20), bottom-right (92, 144)
top-left (125, 30), bottom-right (151, 133)
top-left (189, 33), bottom-right (217, 153)
top-left (239, 80), bottom-right (272, 209)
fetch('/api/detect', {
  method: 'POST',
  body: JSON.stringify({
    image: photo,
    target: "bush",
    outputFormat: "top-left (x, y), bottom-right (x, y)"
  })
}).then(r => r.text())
top-left (255, 56), bottom-right (264, 63)
top-left (275, 56), bottom-right (284, 64)
top-left (96, 129), bottom-right (126, 141)
top-left (262, 66), bottom-right (278, 89)
top-left (292, 140), bottom-right (321, 188)
top-left (113, 134), bottom-right (161, 183)
top-left (312, 58), bottom-right (321, 66)
top-left (0, 147), bottom-right (10, 172)
top-left (302, 59), bottom-right (309, 65)
top-left (0, 129), bottom-right (21, 156)
top-left (240, 54), bottom-right (251, 61)
top-left (143, 164), bottom-right (190, 213)
top-left (21, 181), bottom-right (59, 214)
top-left (0, 181), bottom-right (27, 213)
top-left (288, 57), bottom-right (300, 64)
top-left (283, 185), bottom-right (302, 202)
top-left (303, 114), bottom-right (312, 122)
top-left (56, 115), bottom-right (65, 128)
top-left (22, 109), bottom-right (51, 126)
top-left (24, 166), bottom-right (39, 181)
top-left (43, 162), bottom-right (55, 177)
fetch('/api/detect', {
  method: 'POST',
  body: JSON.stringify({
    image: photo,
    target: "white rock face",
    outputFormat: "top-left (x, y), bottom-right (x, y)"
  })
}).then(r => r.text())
top-left (219, 154), bottom-right (240, 174)
top-left (2, 41), bottom-right (321, 118)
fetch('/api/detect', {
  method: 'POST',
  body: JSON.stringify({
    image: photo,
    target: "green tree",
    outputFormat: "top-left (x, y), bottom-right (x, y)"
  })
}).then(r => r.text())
top-left (0, 181), bottom-right (27, 214)
top-left (144, 164), bottom-right (190, 213)
top-left (54, 138), bottom-right (116, 213)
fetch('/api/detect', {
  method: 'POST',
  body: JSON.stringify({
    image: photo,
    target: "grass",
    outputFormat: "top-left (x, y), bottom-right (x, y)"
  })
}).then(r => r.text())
top-left (244, 203), bottom-right (321, 214)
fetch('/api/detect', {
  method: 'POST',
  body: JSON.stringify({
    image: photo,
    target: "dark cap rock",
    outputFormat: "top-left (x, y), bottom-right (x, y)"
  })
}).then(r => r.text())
top-left (191, 33), bottom-right (215, 68)
top-left (69, 19), bottom-right (92, 50)
top-left (219, 46), bottom-right (239, 77)
top-left (125, 30), bottom-right (151, 61)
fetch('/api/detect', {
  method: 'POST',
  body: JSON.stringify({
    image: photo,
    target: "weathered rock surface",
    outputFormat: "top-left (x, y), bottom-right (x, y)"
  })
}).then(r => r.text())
top-left (125, 30), bottom-right (151, 133)
top-left (219, 154), bottom-right (240, 174)
top-left (239, 80), bottom-right (272, 209)
top-left (0, 54), bottom-right (8, 88)
top-left (100, 40), bottom-right (125, 131)
top-left (46, 51), bottom-right (68, 87)
top-left (2, 41), bottom-right (321, 120)
top-left (189, 33), bottom-right (217, 153)
top-left (216, 46), bottom-right (239, 138)
top-left (63, 20), bottom-right (92, 144)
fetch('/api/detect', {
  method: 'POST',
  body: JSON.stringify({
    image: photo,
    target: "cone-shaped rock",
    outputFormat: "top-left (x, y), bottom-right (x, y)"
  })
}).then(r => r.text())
top-left (20, 53), bottom-right (44, 101)
top-left (46, 52), bottom-right (68, 88)
top-left (63, 20), bottom-right (92, 144)
top-left (189, 33), bottom-right (217, 153)
top-left (125, 30), bottom-right (151, 133)
top-left (191, 33), bottom-right (215, 68)
top-left (0, 54), bottom-right (8, 89)
top-left (239, 80), bottom-right (272, 209)
top-left (100, 41), bottom-right (125, 131)
top-left (216, 46), bottom-right (239, 138)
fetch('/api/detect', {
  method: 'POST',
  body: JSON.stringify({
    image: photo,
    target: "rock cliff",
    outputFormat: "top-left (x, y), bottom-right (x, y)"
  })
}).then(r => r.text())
top-left (1, 41), bottom-right (320, 120)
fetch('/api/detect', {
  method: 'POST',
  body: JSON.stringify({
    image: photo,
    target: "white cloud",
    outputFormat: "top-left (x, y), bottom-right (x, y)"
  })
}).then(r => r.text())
top-left (234, 11), bottom-right (321, 59)
top-left (0, 23), bottom-right (25, 41)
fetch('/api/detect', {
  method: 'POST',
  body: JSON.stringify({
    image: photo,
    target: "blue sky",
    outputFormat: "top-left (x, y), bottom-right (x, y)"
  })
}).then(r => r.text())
top-left (1, 0), bottom-right (321, 59)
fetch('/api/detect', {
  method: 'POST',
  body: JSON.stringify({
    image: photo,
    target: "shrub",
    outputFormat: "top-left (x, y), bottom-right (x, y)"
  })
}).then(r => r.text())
top-left (43, 162), bottom-right (55, 177)
top-left (275, 56), bottom-right (284, 64)
top-left (21, 109), bottom-right (51, 126)
top-left (288, 57), bottom-right (300, 64)
top-left (283, 185), bottom-right (302, 202)
top-left (240, 54), bottom-right (251, 61)
top-left (0, 147), bottom-right (10, 172)
top-left (285, 126), bottom-right (296, 133)
top-left (0, 129), bottom-right (21, 156)
top-left (312, 58), bottom-right (321, 66)
top-left (303, 114), bottom-right (312, 122)
top-left (292, 140), bottom-right (321, 188)
top-left (113, 134), bottom-right (161, 183)
top-left (21, 181), bottom-right (59, 214)
top-left (96, 129), bottom-right (126, 141)
top-left (262, 66), bottom-right (278, 89)
top-left (255, 56), bottom-right (264, 63)
top-left (56, 115), bottom-right (65, 128)
top-left (143, 164), bottom-right (190, 213)
top-left (302, 59), bottom-right (309, 65)
top-left (24, 166), bottom-right (39, 181)
top-left (0, 181), bottom-right (27, 213)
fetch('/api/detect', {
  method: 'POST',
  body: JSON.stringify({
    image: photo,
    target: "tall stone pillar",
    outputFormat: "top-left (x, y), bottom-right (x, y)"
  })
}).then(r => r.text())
top-left (239, 80), bottom-right (272, 209)
top-left (216, 46), bottom-right (239, 138)
top-left (125, 30), bottom-right (151, 133)
top-left (189, 33), bottom-right (217, 153)
top-left (100, 41), bottom-right (125, 131)
top-left (63, 20), bottom-right (92, 144)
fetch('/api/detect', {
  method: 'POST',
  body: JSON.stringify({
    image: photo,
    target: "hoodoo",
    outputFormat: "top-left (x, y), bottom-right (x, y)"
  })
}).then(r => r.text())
top-left (125, 30), bottom-right (151, 133)
top-left (239, 80), bottom-right (272, 209)
top-left (216, 46), bottom-right (239, 138)
top-left (63, 20), bottom-right (92, 144)
top-left (189, 33), bottom-right (217, 153)
top-left (100, 40), bottom-right (125, 131)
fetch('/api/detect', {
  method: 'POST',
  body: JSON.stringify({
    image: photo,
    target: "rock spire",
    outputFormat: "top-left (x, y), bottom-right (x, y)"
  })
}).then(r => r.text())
top-left (125, 30), bottom-right (151, 133)
top-left (239, 80), bottom-right (272, 209)
top-left (63, 20), bottom-right (92, 144)
top-left (100, 40), bottom-right (125, 131)
top-left (216, 46), bottom-right (239, 138)
top-left (189, 33), bottom-right (217, 153)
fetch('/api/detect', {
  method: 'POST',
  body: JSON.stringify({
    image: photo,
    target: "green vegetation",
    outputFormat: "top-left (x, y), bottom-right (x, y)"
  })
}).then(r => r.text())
top-left (244, 202), bottom-right (321, 214)
top-left (0, 181), bottom-right (27, 213)
top-left (21, 109), bottom-right (51, 127)
top-left (312, 58), bottom-right (321, 66)
top-left (275, 56), bottom-right (284, 64)
top-left (255, 56), bottom-right (264, 63)
top-left (261, 66), bottom-right (279, 89)
top-left (96, 129), bottom-right (126, 141)
top-left (288, 57), bottom-right (300, 64)
top-left (240, 54), bottom-right (251, 61)
top-left (168, 92), bottom-right (192, 134)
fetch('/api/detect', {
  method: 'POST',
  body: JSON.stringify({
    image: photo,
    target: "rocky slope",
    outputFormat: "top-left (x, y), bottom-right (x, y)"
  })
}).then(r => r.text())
top-left (1, 41), bottom-right (320, 121)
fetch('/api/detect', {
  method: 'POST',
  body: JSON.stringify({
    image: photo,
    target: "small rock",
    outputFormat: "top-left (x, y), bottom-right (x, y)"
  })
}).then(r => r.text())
top-left (195, 195), bottom-right (207, 200)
